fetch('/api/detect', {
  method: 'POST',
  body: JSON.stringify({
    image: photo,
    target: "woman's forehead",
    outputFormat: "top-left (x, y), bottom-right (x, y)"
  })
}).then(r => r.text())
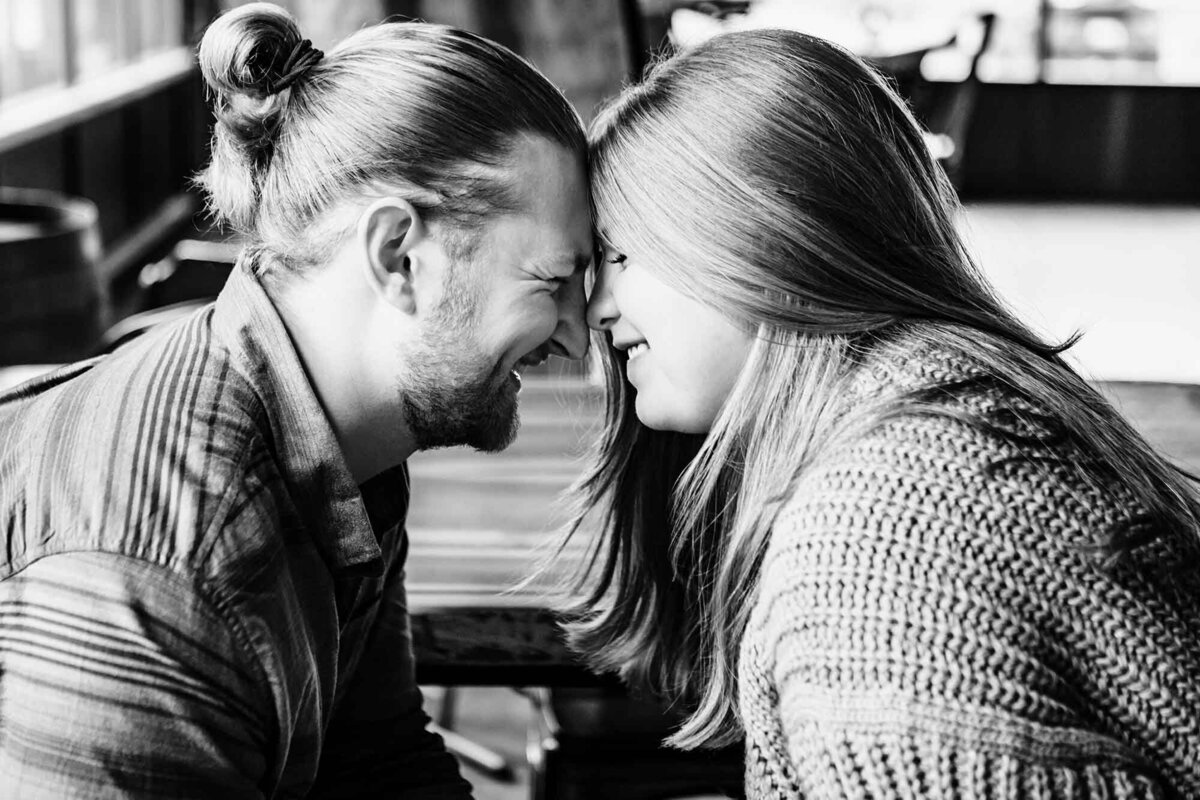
top-left (589, 208), bottom-right (635, 252)
top-left (588, 176), bottom-right (646, 245)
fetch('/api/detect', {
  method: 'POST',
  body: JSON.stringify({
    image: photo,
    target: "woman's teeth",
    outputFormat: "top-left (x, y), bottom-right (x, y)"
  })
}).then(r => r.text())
top-left (627, 343), bottom-right (649, 359)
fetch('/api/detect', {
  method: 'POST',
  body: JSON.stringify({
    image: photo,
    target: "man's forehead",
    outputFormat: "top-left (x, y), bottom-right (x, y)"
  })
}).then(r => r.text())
top-left (504, 136), bottom-right (585, 205)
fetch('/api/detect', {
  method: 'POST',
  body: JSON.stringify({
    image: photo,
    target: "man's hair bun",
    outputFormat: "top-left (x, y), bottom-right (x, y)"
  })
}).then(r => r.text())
top-left (196, 2), bottom-right (310, 230)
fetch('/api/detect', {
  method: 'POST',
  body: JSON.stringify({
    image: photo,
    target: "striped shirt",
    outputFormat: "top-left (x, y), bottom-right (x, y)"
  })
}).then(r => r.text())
top-left (0, 260), bottom-right (473, 798)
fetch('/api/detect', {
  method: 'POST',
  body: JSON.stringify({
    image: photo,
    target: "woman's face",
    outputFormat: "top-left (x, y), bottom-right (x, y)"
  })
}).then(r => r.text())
top-left (587, 244), bottom-right (754, 433)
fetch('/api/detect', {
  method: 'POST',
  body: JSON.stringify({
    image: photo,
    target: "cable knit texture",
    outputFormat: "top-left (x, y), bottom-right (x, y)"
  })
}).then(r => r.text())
top-left (739, 335), bottom-right (1200, 799)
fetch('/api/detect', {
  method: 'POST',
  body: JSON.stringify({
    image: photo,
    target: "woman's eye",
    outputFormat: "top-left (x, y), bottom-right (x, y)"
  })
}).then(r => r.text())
top-left (607, 254), bottom-right (627, 267)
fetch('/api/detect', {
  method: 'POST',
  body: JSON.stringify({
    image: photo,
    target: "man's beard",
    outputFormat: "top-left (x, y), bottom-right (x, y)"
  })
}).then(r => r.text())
top-left (401, 276), bottom-right (520, 453)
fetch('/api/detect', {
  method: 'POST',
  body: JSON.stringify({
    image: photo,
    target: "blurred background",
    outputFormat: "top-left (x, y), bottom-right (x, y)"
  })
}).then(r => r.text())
top-left (1, 2), bottom-right (1198, 798)
top-left (1, 0), bottom-right (1197, 377)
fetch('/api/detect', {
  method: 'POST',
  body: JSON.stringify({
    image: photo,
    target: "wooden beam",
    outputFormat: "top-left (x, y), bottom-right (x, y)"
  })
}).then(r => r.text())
top-left (0, 49), bottom-right (195, 155)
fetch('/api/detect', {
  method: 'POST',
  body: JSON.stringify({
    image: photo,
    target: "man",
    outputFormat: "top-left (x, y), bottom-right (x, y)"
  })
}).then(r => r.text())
top-left (0, 6), bottom-right (590, 797)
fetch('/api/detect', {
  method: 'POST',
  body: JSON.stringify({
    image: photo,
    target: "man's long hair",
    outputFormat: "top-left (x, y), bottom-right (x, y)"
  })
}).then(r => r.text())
top-left (197, 2), bottom-right (585, 272)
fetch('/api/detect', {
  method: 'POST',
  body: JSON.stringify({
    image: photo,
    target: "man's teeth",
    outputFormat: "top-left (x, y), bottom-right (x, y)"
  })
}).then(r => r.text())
top-left (628, 343), bottom-right (649, 358)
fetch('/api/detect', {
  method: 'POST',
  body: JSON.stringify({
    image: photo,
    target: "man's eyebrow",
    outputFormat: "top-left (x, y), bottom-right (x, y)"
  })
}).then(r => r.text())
top-left (532, 252), bottom-right (592, 275)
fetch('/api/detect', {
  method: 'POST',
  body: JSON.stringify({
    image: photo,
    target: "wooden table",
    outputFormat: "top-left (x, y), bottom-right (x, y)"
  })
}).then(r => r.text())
top-left (406, 378), bottom-right (1200, 685)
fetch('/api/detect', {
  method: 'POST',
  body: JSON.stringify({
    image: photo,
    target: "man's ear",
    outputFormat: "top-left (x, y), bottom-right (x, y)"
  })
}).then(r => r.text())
top-left (357, 197), bottom-right (425, 315)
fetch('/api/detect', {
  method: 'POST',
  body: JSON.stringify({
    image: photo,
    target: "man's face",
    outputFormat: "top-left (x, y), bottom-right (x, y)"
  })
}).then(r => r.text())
top-left (403, 136), bottom-right (591, 452)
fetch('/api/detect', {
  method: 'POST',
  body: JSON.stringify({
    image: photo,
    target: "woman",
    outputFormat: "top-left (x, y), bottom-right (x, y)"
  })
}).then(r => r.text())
top-left (561, 29), bottom-right (1200, 798)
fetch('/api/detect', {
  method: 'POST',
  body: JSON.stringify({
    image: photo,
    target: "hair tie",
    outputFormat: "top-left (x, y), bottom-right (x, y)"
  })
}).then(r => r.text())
top-left (269, 38), bottom-right (323, 94)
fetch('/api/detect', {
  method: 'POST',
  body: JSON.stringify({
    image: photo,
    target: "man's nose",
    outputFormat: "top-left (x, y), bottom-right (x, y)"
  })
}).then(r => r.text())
top-left (548, 273), bottom-right (589, 360)
top-left (586, 261), bottom-right (618, 331)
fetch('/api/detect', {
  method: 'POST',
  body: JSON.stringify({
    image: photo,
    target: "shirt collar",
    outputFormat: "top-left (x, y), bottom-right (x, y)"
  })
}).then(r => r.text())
top-left (212, 256), bottom-right (391, 578)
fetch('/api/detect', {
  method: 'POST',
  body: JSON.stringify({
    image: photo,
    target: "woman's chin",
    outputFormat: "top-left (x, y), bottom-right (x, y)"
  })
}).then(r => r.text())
top-left (636, 415), bottom-right (675, 432)
top-left (633, 396), bottom-right (708, 434)
top-left (632, 394), bottom-right (668, 430)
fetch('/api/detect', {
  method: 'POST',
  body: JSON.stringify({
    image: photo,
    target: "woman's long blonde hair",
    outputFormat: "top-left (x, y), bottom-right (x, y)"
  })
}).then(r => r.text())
top-left (556, 29), bottom-right (1200, 749)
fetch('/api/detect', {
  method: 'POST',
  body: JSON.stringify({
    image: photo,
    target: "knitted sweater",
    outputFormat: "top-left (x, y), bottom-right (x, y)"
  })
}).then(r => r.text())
top-left (739, 336), bottom-right (1200, 799)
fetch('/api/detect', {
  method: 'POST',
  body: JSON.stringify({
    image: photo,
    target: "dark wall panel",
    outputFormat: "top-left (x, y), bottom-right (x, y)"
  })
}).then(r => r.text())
top-left (174, 73), bottom-right (213, 193)
top-left (0, 134), bottom-right (68, 192)
top-left (76, 109), bottom-right (131, 244)
top-left (961, 84), bottom-right (1200, 202)
top-left (130, 93), bottom-right (176, 222)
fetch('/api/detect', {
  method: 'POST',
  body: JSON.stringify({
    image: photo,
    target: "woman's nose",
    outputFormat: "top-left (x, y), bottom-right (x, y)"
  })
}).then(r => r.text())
top-left (586, 260), bottom-right (619, 331)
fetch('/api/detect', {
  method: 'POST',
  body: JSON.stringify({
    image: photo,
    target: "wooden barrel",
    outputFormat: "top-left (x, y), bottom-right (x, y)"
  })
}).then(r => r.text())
top-left (0, 188), bottom-right (103, 365)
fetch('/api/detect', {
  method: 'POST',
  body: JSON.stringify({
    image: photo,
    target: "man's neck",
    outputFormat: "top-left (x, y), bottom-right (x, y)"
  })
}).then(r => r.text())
top-left (266, 267), bottom-right (418, 485)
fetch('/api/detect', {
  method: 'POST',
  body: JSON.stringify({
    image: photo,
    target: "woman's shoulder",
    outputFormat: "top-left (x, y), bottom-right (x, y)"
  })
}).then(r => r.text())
top-left (769, 400), bottom-right (1003, 566)
top-left (758, 404), bottom-right (1105, 657)
top-left (768, 341), bottom-right (1146, 589)
top-left (842, 325), bottom-right (991, 402)
top-left (829, 326), bottom-right (1092, 487)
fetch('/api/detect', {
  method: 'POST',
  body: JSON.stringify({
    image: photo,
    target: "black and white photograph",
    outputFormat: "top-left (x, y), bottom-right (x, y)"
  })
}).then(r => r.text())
top-left (1, 1), bottom-right (1198, 798)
